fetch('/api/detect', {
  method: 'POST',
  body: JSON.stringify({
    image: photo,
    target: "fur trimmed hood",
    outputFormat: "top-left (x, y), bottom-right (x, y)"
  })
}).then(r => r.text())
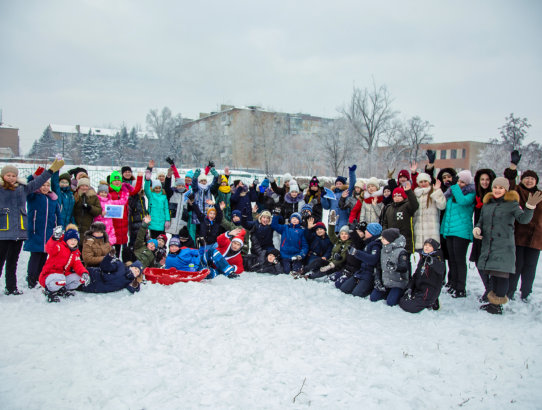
top-left (482, 190), bottom-right (520, 205)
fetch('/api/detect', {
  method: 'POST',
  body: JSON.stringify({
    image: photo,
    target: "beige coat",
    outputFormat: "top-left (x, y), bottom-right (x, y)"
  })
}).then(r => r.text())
top-left (413, 187), bottom-right (446, 250)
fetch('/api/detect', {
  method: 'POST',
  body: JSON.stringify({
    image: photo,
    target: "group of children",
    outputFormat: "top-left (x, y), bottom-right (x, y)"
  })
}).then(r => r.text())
top-left (0, 149), bottom-right (541, 314)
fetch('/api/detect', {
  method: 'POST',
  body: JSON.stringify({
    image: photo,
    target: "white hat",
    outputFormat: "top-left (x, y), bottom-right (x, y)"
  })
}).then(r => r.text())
top-left (289, 180), bottom-right (300, 193)
top-left (366, 177), bottom-right (380, 188)
top-left (416, 173), bottom-right (432, 183)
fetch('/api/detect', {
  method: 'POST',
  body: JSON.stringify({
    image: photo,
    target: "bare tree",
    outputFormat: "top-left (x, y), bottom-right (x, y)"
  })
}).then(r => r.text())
top-left (342, 82), bottom-right (398, 175)
top-left (146, 107), bottom-right (184, 166)
top-left (402, 116), bottom-right (434, 162)
top-left (317, 118), bottom-right (351, 176)
top-left (498, 113), bottom-right (531, 150)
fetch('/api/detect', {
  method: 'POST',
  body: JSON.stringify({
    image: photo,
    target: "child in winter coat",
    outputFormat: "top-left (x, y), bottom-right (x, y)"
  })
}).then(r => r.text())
top-left (303, 176), bottom-right (323, 222)
top-left (473, 177), bottom-right (541, 314)
top-left (281, 180), bottom-right (305, 221)
top-left (306, 211), bottom-right (350, 280)
top-left (95, 182), bottom-right (132, 245)
top-left (231, 180), bottom-right (258, 221)
top-left (74, 178), bottom-right (103, 243)
top-left (212, 229), bottom-right (246, 277)
top-left (440, 170), bottom-right (476, 298)
top-left (190, 198), bottom-right (223, 247)
top-left (370, 228), bottom-right (411, 306)
top-left (0, 159), bottom-right (63, 295)
top-left (353, 177), bottom-right (384, 224)
top-left (155, 233), bottom-right (168, 266)
top-left (163, 163), bottom-right (190, 237)
top-left (24, 168), bottom-right (62, 289)
top-left (322, 175), bottom-right (351, 233)
top-left (271, 211), bottom-right (309, 274)
top-left (39, 224), bottom-right (90, 302)
top-left (191, 167), bottom-right (219, 229)
top-left (381, 181), bottom-right (419, 253)
top-left (245, 210), bottom-right (276, 259)
top-left (244, 249), bottom-right (283, 275)
top-left (144, 171), bottom-right (171, 238)
top-left (302, 219), bottom-right (333, 275)
top-left (133, 216), bottom-right (160, 269)
top-left (399, 238), bottom-right (445, 313)
top-left (338, 223), bottom-right (383, 297)
top-left (55, 172), bottom-right (75, 228)
top-left (79, 254), bottom-right (142, 294)
top-left (212, 170), bottom-right (232, 221)
top-left (82, 221), bottom-right (112, 267)
top-left (412, 173), bottom-right (446, 251)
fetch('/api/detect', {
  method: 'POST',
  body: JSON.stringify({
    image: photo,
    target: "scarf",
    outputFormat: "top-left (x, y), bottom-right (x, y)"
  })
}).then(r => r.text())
top-left (219, 185), bottom-right (231, 194)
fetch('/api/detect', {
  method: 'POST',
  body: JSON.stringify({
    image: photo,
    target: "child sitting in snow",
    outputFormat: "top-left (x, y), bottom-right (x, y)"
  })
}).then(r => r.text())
top-left (370, 228), bottom-right (411, 306)
top-left (244, 249), bottom-right (283, 275)
top-left (133, 215), bottom-right (160, 269)
top-left (399, 238), bottom-right (445, 312)
top-left (79, 254), bottom-right (143, 294)
top-left (271, 211), bottom-right (308, 274)
top-left (302, 218), bottom-right (333, 276)
top-left (39, 224), bottom-right (90, 303)
top-left (155, 233), bottom-right (168, 266)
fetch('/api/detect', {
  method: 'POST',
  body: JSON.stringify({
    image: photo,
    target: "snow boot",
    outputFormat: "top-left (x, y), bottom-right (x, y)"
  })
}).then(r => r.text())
top-left (57, 287), bottom-right (76, 298)
top-left (451, 289), bottom-right (466, 298)
top-left (44, 288), bottom-right (62, 303)
top-left (4, 288), bottom-right (23, 296)
top-left (429, 298), bottom-right (440, 311)
top-left (480, 303), bottom-right (503, 315)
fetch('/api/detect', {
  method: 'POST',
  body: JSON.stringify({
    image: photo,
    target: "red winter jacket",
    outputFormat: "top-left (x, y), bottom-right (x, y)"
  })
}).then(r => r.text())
top-left (109, 175), bottom-right (143, 245)
top-left (216, 233), bottom-right (245, 274)
top-left (39, 237), bottom-right (88, 287)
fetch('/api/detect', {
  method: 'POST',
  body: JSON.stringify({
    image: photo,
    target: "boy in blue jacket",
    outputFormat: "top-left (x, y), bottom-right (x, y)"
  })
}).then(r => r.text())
top-left (271, 211), bottom-right (308, 274)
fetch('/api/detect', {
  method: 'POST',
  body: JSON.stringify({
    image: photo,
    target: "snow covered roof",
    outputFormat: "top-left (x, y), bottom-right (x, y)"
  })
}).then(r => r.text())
top-left (49, 124), bottom-right (119, 137)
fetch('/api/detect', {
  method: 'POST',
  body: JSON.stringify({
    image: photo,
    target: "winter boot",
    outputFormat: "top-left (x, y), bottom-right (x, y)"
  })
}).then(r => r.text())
top-left (4, 288), bottom-right (23, 296)
top-left (480, 303), bottom-right (503, 315)
top-left (451, 289), bottom-right (466, 298)
top-left (44, 288), bottom-right (62, 303)
top-left (429, 298), bottom-right (440, 311)
top-left (57, 287), bottom-right (76, 298)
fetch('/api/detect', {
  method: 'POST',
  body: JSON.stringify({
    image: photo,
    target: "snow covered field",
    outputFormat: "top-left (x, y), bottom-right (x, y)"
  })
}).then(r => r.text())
top-left (1, 251), bottom-right (541, 409)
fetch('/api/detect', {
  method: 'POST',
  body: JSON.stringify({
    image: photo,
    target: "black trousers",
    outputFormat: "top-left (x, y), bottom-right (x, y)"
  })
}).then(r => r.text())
top-left (27, 252), bottom-right (48, 288)
top-left (446, 236), bottom-right (470, 292)
top-left (488, 275), bottom-right (509, 299)
top-left (0, 240), bottom-right (24, 291)
top-left (508, 246), bottom-right (540, 299)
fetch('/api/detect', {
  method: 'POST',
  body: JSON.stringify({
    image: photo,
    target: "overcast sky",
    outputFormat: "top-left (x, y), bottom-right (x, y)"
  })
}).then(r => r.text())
top-left (1, 0), bottom-right (541, 154)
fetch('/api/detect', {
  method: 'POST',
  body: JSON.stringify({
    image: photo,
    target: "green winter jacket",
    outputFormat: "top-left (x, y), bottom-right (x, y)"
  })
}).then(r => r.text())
top-left (440, 183), bottom-right (476, 241)
top-left (144, 179), bottom-right (170, 232)
top-left (134, 221), bottom-right (158, 268)
top-left (328, 224), bottom-right (351, 270)
top-left (476, 191), bottom-right (534, 274)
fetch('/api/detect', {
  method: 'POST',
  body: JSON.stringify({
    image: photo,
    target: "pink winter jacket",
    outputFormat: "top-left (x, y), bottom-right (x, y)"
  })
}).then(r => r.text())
top-left (94, 183), bottom-right (132, 245)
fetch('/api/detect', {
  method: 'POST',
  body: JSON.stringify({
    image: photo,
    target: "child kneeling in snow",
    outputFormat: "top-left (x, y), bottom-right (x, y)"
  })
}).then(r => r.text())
top-left (271, 211), bottom-right (308, 274)
top-left (399, 238), bottom-right (445, 313)
top-left (39, 224), bottom-right (90, 303)
top-left (79, 254), bottom-right (142, 294)
top-left (370, 228), bottom-right (411, 306)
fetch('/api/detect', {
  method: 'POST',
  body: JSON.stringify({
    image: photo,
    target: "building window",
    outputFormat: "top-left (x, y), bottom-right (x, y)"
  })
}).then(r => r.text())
top-left (462, 148), bottom-right (466, 159)
top-left (451, 149), bottom-right (457, 159)
top-left (441, 149), bottom-right (447, 159)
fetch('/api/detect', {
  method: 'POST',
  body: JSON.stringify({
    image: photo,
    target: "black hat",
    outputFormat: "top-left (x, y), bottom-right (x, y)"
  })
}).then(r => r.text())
top-left (179, 226), bottom-right (190, 241)
top-left (423, 238), bottom-right (440, 251)
top-left (266, 249), bottom-right (281, 259)
top-left (521, 170), bottom-right (539, 185)
top-left (121, 166), bottom-right (133, 175)
top-left (381, 228), bottom-right (400, 243)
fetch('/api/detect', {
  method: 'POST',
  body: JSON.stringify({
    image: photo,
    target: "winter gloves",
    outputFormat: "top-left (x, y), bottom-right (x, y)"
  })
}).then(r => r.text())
top-left (49, 158), bottom-right (65, 173)
top-left (210, 167), bottom-right (219, 177)
top-left (165, 157), bottom-right (175, 166)
top-left (426, 150), bottom-right (436, 164)
top-left (328, 210), bottom-right (337, 225)
top-left (526, 191), bottom-right (542, 209)
top-left (510, 150), bottom-right (521, 165)
top-left (80, 273), bottom-right (91, 286)
top-left (290, 255), bottom-right (303, 261)
top-left (319, 262), bottom-right (335, 273)
top-left (52, 226), bottom-right (64, 240)
top-left (348, 164), bottom-right (357, 172)
top-left (450, 175), bottom-right (459, 186)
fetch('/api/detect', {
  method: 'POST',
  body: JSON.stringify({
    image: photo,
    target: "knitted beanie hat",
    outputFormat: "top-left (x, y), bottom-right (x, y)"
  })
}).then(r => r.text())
top-left (366, 177), bottom-right (380, 188)
top-left (423, 238), bottom-right (440, 251)
top-left (397, 170), bottom-right (410, 180)
top-left (492, 177), bottom-right (510, 191)
top-left (1, 165), bottom-right (18, 177)
top-left (290, 212), bottom-right (302, 223)
top-left (416, 173), bottom-right (432, 184)
top-left (97, 184), bottom-right (109, 194)
top-left (64, 224), bottom-right (80, 242)
top-left (521, 170), bottom-right (539, 184)
top-left (366, 223), bottom-right (383, 237)
top-left (169, 236), bottom-right (181, 247)
top-left (147, 239), bottom-right (158, 248)
top-left (59, 173), bottom-right (72, 183)
top-left (381, 228), bottom-right (400, 243)
top-left (335, 176), bottom-right (347, 185)
top-left (151, 180), bottom-right (162, 189)
top-left (77, 178), bottom-right (91, 188)
top-left (392, 187), bottom-right (407, 200)
top-left (339, 225), bottom-right (351, 235)
top-left (314, 222), bottom-right (326, 231)
top-left (457, 170), bottom-right (473, 185)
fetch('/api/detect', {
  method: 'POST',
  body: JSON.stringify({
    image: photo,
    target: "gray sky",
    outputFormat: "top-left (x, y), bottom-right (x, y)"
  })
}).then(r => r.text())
top-left (1, 0), bottom-right (541, 154)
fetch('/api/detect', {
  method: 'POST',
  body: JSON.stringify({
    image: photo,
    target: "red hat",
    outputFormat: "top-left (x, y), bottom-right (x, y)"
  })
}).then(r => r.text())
top-left (231, 229), bottom-right (246, 246)
top-left (157, 234), bottom-right (168, 244)
top-left (392, 187), bottom-right (407, 200)
top-left (397, 170), bottom-right (410, 180)
top-left (314, 222), bottom-right (326, 230)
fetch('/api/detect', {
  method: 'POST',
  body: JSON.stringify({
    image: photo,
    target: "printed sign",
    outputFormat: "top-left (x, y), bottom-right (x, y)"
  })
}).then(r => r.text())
top-left (105, 205), bottom-right (124, 219)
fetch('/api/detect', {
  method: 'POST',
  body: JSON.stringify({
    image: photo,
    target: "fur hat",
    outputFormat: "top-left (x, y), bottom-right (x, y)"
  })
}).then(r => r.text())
top-left (381, 228), bottom-right (400, 243)
top-left (457, 170), bottom-right (473, 185)
top-left (392, 187), bottom-right (407, 200)
top-left (77, 178), bottom-right (91, 188)
top-left (366, 223), bottom-right (382, 237)
top-left (169, 236), bottom-right (181, 247)
top-left (97, 184), bottom-right (109, 194)
top-left (89, 221), bottom-right (106, 233)
top-left (121, 166), bottom-right (132, 175)
top-left (397, 170), bottom-right (410, 181)
top-left (289, 180), bottom-right (300, 193)
top-left (64, 224), bottom-right (80, 242)
top-left (290, 212), bottom-right (302, 223)
top-left (151, 180), bottom-right (162, 189)
top-left (521, 170), bottom-right (539, 184)
top-left (366, 177), bottom-right (380, 189)
top-left (416, 173), bottom-right (432, 184)
top-left (178, 227), bottom-right (190, 240)
top-left (492, 177), bottom-right (510, 191)
top-left (259, 210), bottom-right (272, 222)
top-left (314, 222), bottom-right (326, 231)
top-left (1, 165), bottom-right (19, 177)
top-left (423, 238), bottom-right (440, 251)
top-left (59, 173), bottom-right (72, 183)
top-left (335, 176), bottom-right (347, 185)
top-left (147, 239), bottom-right (158, 248)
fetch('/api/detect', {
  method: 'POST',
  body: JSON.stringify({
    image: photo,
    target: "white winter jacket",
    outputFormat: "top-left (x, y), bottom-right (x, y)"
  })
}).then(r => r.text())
top-left (413, 187), bottom-right (446, 250)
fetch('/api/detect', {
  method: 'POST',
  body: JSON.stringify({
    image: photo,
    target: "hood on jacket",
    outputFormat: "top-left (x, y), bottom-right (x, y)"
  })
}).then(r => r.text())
top-left (474, 168), bottom-right (496, 198)
top-left (482, 190), bottom-right (520, 205)
top-left (0, 176), bottom-right (27, 188)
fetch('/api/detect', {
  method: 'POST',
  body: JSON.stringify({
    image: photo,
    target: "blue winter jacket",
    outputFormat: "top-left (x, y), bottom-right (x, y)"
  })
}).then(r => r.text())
top-left (271, 215), bottom-right (309, 259)
top-left (440, 184), bottom-right (476, 241)
top-left (321, 187), bottom-right (351, 233)
top-left (23, 174), bottom-right (61, 253)
top-left (80, 254), bottom-right (139, 294)
top-left (304, 229), bottom-right (333, 264)
top-left (52, 172), bottom-right (75, 228)
top-left (165, 248), bottom-right (202, 271)
top-left (351, 235), bottom-right (382, 280)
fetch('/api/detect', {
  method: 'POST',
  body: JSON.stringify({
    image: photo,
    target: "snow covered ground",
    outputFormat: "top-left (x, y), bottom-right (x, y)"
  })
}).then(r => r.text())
top-left (1, 251), bottom-right (541, 410)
